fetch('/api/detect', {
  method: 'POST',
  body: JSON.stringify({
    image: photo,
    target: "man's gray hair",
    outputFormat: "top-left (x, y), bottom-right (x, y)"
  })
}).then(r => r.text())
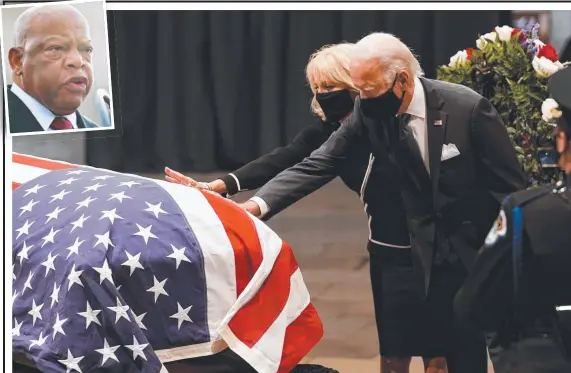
top-left (355, 32), bottom-right (424, 85)
top-left (13, 3), bottom-right (86, 48)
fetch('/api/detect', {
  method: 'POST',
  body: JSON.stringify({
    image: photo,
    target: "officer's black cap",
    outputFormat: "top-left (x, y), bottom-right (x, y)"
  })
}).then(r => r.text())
top-left (548, 67), bottom-right (571, 137)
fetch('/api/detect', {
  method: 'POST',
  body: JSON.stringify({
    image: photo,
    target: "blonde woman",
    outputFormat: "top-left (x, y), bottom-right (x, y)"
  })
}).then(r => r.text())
top-left (165, 43), bottom-right (446, 373)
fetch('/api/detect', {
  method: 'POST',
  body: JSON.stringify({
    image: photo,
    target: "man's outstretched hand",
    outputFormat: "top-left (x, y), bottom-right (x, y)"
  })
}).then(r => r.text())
top-left (238, 200), bottom-right (262, 218)
top-left (164, 167), bottom-right (227, 194)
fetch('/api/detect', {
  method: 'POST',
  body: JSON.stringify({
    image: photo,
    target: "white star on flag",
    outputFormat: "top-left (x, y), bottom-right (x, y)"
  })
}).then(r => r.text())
top-left (46, 206), bottom-right (66, 223)
top-left (58, 349), bottom-right (84, 373)
top-left (170, 302), bottom-right (193, 330)
top-left (58, 177), bottom-right (79, 186)
top-left (107, 297), bottom-right (131, 323)
top-left (94, 231), bottom-right (114, 250)
top-left (22, 270), bottom-right (35, 295)
top-left (133, 223), bottom-right (158, 244)
top-left (52, 313), bottom-right (68, 340)
top-left (67, 264), bottom-right (84, 290)
top-left (28, 299), bottom-right (44, 325)
top-left (41, 227), bottom-right (60, 248)
top-left (11, 290), bottom-right (19, 307)
top-left (118, 181), bottom-right (141, 188)
top-left (17, 241), bottom-right (34, 264)
top-left (77, 301), bottom-right (102, 329)
top-left (95, 339), bottom-right (120, 365)
top-left (66, 237), bottom-right (85, 259)
top-left (41, 252), bottom-right (58, 277)
top-left (121, 251), bottom-right (144, 276)
top-left (167, 244), bottom-right (191, 269)
top-left (70, 214), bottom-right (90, 233)
top-left (100, 208), bottom-right (123, 224)
top-left (15, 220), bottom-right (34, 239)
top-left (146, 275), bottom-right (169, 303)
top-left (109, 191), bottom-right (132, 203)
top-left (133, 311), bottom-right (147, 330)
top-left (94, 175), bottom-right (114, 180)
top-left (83, 182), bottom-right (105, 193)
top-left (50, 282), bottom-right (61, 307)
top-left (125, 336), bottom-right (149, 361)
top-left (29, 332), bottom-right (48, 350)
top-left (93, 260), bottom-right (114, 285)
top-left (23, 184), bottom-right (45, 197)
top-left (67, 170), bottom-right (88, 175)
top-left (19, 199), bottom-right (39, 216)
top-left (12, 318), bottom-right (23, 337)
top-left (50, 189), bottom-right (71, 203)
top-left (76, 196), bottom-right (97, 211)
top-left (144, 201), bottom-right (168, 218)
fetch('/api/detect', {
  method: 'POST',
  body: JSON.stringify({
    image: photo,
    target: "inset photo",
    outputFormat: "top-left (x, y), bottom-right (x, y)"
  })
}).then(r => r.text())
top-left (1, 0), bottom-right (115, 136)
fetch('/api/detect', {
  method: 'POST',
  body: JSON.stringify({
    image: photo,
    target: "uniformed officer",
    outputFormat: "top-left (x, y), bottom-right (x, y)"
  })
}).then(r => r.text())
top-left (453, 66), bottom-right (571, 373)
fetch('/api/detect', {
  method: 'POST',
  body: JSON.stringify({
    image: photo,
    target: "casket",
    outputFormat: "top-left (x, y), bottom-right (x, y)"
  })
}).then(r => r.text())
top-left (11, 153), bottom-right (324, 373)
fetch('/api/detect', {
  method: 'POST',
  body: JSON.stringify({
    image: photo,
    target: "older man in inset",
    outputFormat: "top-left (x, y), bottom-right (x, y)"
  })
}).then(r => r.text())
top-left (6, 3), bottom-right (97, 133)
top-left (240, 32), bottom-right (527, 372)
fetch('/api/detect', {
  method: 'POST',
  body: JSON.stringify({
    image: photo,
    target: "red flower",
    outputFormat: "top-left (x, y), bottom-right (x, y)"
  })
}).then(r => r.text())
top-left (511, 28), bottom-right (522, 37)
top-left (466, 48), bottom-right (474, 60)
top-left (537, 43), bottom-right (559, 62)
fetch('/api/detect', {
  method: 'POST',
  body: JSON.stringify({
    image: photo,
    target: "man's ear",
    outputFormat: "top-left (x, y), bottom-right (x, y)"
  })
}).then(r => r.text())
top-left (8, 47), bottom-right (24, 76)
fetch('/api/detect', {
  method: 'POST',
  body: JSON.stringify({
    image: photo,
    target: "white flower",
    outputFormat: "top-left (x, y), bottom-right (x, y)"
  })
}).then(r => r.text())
top-left (533, 39), bottom-right (546, 48)
top-left (448, 50), bottom-right (470, 68)
top-left (494, 25), bottom-right (514, 41)
top-left (541, 98), bottom-right (563, 123)
top-left (532, 56), bottom-right (564, 78)
top-left (476, 32), bottom-right (497, 49)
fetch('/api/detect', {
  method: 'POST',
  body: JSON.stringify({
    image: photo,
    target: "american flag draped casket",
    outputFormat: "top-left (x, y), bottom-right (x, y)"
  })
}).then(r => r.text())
top-left (11, 153), bottom-right (323, 373)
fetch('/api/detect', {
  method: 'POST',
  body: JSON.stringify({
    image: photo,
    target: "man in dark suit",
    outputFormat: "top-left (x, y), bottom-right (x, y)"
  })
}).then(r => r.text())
top-left (239, 32), bottom-right (526, 372)
top-left (6, 3), bottom-right (97, 134)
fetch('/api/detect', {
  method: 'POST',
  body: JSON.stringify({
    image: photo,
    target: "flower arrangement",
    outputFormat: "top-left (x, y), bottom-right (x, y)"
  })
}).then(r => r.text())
top-left (437, 24), bottom-right (569, 186)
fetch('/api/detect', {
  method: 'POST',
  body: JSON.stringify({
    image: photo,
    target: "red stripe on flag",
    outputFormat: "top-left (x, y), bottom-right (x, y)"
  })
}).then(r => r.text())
top-left (227, 240), bottom-right (298, 347)
top-left (278, 303), bottom-right (323, 373)
top-left (13, 182), bottom-right (21, 191)
top-left (202, 192), bottom-right (264, 297)
top-left (12, 153), bottom-right (77, 171)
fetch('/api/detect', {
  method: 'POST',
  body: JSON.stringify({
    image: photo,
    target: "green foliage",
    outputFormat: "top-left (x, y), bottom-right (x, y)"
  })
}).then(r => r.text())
top-left (437, 30), bottom-right (563, 186)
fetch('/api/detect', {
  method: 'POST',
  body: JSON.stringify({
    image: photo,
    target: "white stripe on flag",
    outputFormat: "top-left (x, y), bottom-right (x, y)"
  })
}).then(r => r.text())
top-left (153, 180), bottom-right (237, 348)
top-left (12, 162), bottom-right (52, 185)
top-left (219, 269), bottom-right (310, 373)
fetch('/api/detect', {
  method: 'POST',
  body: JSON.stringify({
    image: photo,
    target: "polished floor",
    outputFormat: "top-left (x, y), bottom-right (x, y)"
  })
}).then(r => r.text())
top-left (155, 173), bottom-right (495, 373)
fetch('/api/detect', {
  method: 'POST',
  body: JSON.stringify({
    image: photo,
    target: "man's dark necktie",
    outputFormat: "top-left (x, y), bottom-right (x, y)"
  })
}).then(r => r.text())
top-left (50, 117), bottom-right (73, 130)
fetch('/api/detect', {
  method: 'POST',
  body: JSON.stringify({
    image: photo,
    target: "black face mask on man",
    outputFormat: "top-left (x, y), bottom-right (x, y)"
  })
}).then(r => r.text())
top-left (316, 89), bottom-right (355, 123)
top-left (360, 74), bottom-right (406, 120)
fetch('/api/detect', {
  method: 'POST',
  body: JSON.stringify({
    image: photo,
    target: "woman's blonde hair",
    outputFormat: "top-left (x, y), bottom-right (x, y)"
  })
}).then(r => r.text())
top-left (305, 42), bottom-right (358, 120)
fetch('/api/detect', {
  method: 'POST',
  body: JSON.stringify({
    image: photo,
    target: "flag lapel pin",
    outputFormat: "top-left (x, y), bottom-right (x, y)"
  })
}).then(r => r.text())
top-left (434, 119), bottom-right (442, 126)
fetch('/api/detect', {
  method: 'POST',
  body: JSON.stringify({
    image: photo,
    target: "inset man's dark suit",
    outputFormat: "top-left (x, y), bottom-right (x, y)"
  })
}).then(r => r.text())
top-left (7, 85), bottom-right (97, 133)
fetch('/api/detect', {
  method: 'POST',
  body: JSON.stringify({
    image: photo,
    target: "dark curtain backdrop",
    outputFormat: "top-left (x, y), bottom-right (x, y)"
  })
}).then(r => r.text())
top-left (88, 10), bottom-right (511, 173)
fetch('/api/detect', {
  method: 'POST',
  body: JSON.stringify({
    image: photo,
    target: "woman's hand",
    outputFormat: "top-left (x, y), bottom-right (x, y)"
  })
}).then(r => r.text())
top-left (164, 167), bottom-right (211, 191)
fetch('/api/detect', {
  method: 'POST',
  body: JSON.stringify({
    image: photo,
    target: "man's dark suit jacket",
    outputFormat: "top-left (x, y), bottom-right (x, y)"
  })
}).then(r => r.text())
top-left (7, 85), bottom-right (97, 134)
top-left (220, 119), bottom-right (410, 247)
top-left (253, 77), bottom-right (526, 294)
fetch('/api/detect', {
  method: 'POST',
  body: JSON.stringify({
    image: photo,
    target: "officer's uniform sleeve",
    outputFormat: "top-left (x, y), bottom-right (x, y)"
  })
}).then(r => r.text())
top-left (454, 198), bottom-right (516, 331)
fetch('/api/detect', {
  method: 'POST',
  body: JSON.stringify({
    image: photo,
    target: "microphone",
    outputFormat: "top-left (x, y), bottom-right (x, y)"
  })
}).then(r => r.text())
top-left (95, 88), bottom-right (112, 127)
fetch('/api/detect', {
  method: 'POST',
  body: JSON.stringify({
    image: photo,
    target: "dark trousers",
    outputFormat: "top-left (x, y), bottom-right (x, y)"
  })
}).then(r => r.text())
top-left (425, 261), bottom-right (488, 373)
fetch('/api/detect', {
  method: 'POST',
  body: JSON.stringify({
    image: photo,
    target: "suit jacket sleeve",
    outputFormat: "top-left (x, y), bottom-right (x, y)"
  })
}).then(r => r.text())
top-left (220, 122), bottom-right (331, 195)
top-left (253, 113), bottom-right (364, 220)
top-left (470, 97), bottom-right (527, 202)
top-left (453, 199), bottom-right (517, 331)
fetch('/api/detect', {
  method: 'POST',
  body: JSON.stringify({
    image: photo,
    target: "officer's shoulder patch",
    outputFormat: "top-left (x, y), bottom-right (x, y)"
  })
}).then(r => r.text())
top-left (484, 209), bottom-right (508, 247)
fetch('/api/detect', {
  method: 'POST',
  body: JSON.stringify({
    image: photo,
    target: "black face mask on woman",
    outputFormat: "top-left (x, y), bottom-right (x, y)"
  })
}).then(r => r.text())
top-left (316, 89), bottom-right (355, 123)
top-left (360, 74), bottom-right (406, 120)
